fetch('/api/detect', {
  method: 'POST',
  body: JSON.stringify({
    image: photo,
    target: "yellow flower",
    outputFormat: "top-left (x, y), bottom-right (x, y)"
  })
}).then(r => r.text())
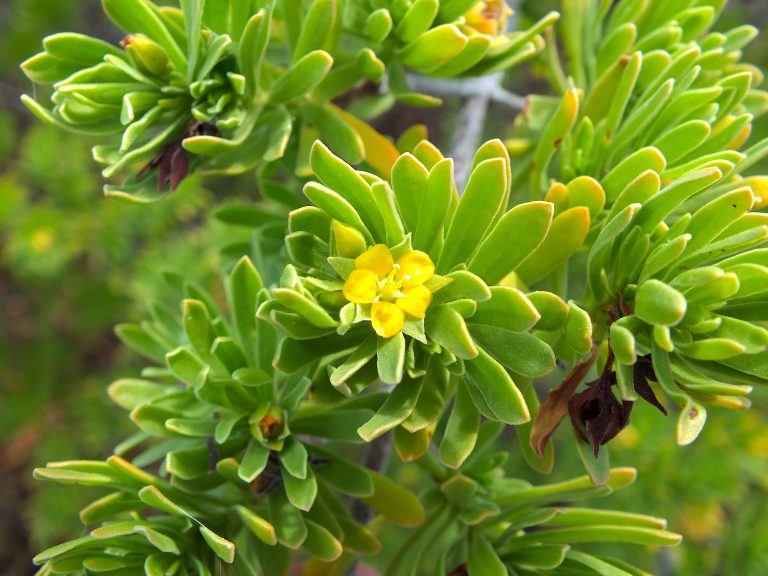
top-left (342, 244), bottom-right (435, 338)
top-left (464, 0), bottom-right (512, 37)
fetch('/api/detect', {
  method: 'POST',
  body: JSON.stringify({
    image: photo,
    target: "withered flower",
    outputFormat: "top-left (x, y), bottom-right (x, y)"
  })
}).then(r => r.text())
top-left (568, 370), bottom-right (633, 457)
top-left (633, 355), bottom-right (668, 415)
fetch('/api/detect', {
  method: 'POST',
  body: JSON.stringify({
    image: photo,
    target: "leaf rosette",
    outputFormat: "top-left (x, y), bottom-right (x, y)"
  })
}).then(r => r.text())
top-left (260, 139), bottom-right (569, 445)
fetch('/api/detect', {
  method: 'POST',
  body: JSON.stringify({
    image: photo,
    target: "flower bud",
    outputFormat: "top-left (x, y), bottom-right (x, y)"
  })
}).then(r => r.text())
top-left (121, 34), bottom-right (169, 76)
top-left (463, 0), bottom-right (512, 37)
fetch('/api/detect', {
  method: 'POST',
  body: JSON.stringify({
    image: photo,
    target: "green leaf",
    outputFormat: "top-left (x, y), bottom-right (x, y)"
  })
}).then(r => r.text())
top-left (527, 291), bottom-right (569, 330)
top-left (565, 551), bottom-right (634, 576)
top-left (394, 426), bottom-right (431, 461)
top-left (237, 506), bottom-right (277, 545)
top-left (395, 0), bottom-right (438, 43)
top-left (515, 525), bottom-right (681, 546)
top-left (282, 466), bottom-right (318, 511)
top-left (280, 437), bottom-right (308, 479)
top-left (360, 471), bottom-right (425, 527)
top-left (183, 299), bottom-right (215, 357)
top-left (238, 440), bottom-right (269, 482)
top-left (433, 270), bottom-right (490, 304)
top-left (471, 326), bottom-right (556, 378)
top-left (653, 120), bottom-right (711, 164)
top-left (309, 445), bottom-right (374, 497)
top-left (391, 153), bottom-right (429, 234)
top-left (468, 536), bottom-right (507, 576)
top-left (302, 519), bottom-right (343, 562)
top-left (268, 50), bottom-right (333, 103)
top-left (532, 89), bottom-right (579, 194)
top-left (378, 332), bottom-right (406, 384)
top-left (413, 158), bottom-right (454, 252)
top-left (43, 32), bottom-right (124, 65)
top-left (425, 305), bottom-right (478, 360)
top-left (180, 0), bottom-right (205, 79)
top-left (200, 526), bottom-right (235, 563)
top-left (566, 300), bottom-right (593, 355)
top-left (635, 280), bottom-right (687, 327)
top-left (396, 25), bottom-right (468, 73)
top-left (108, 379), bottom-right (170, 410)
top-left (270, 490), bottom-right (308, 548)
top-left (310, 140), bottom-right (384, 239)
top-left (439, 381), bottom-right (480, 469)
top-left (603, 147), bottom-right (667, 202)
top-left (357, 376), bottom-right (423, 441)
top-left (439, 158), bottom-right (508, 272)
top-left (301, 102), bottom-right (365, 165)
top-left (239, 10), bottom-right (271, 98)
top-left (517, 207), bottom-right (591, 285)
top-left (575, 433), bottom-right (611, 486)
top-left (465, 347), bottom-right (530, 425)
top-left (138, 485), bottom-right (187, 516)
top-left (303, 182), bottom-right (372, 243)
top-left (273, 288), bottom-right (338, 328)
top-left (469, 286), bottom-right (540, 332)
top-left (366, 9), bottom-right (393, 43)
top-left (679, 338), bottom-right (746, 360)
top-left (292, 407), bottom-right (375, 442)
top-left (469, 201), bottom-right (553, 284)
top-left (611, 324), bottom-right (637, 365)
top-left (293, 0), bottom-right (336, 61)
top-left (115, 323), bottom-right (167, 363)
top-left (634, 167), bottom-right (725, 234)
top-left (429, 34), bottom-right (491, 77)
top-left (165, 346), bottom-right (204, 384)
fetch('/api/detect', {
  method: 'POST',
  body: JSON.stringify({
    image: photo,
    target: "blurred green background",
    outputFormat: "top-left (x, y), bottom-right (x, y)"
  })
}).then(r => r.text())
top-left (1, 1), bottom-right (767, 574)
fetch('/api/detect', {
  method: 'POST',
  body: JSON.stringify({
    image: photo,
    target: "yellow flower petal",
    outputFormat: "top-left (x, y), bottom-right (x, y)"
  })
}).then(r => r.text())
top-left (397, 285), bottom-right (432, 319)
top-left (396, 250), bottom-right (435, 287)
top-left (355, 244), bottom-right (394, 277)
top-left (343, 269), bottom-right (378, 304)
top-left (371, 301), bottom-right (405, 338)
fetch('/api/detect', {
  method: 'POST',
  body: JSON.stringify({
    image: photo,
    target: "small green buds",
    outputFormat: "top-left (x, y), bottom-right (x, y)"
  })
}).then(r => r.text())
top-left (121, 34), bottom-right (169, 76)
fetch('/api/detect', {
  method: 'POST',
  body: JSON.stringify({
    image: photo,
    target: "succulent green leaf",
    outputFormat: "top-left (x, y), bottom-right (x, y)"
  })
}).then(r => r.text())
top-left (282, 466), bottom-right (317, 511)
top-left (302, 519), bottom-right (343, 562)
top-left (439, 381), bottom-right (480, 469)
top-left (396, 25), bottom-right (468, 73)
top-left (237, 506), bottom-right (277, 545)
top-left (439, 158), bottom-right (508, 272)
top-left (270, 491), bottom-right (308, 548)
top-left (469, 201), bottom-right (553, 284)
top-left (473, 325), bottom-right (556, 377)
top-left (468, 536), bottom-right (506, 576)
top-left (366, 9), bottom-right (393, 43)
top-left (425, 305), bottom-right (478, 360)
top-left (395, 0), bottom-right (439, 44)
top-left (268, 50), bottom-right (333, 104)
top-left (357, 376), bottom-right (423, 441)
top-left (294, 0), bottom-right (336, 61)
top-left (517, 207), bottom-right (591, 285)
top-left (635, 280), bottom-right (688, 327)
top-left (378, 332), bottom-right (406, 385)
top-left (413, 158), bottom-right (454, 252)
top-left (360, 471), bottom-right (425, 527)
top-left (465, 347), bottom-right (530, 425)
